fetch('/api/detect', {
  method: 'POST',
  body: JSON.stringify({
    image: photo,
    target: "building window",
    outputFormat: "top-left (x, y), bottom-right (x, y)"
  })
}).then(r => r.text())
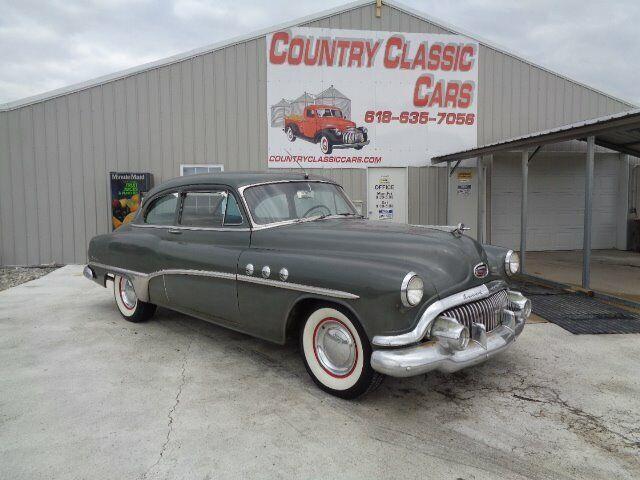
top-left (180, 164), bottom-right (224, 176)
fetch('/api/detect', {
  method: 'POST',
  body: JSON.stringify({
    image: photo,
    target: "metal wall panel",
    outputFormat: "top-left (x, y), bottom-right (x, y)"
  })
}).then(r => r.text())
top-left (0, 2), bottom-right (634, 265)
top-left (0, 111), bottom-right (11, 265)
top-left (408, 167), bottom-right (448, 225)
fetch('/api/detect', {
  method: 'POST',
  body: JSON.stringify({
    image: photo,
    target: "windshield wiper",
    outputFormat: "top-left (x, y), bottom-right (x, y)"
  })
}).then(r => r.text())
top-left (310, 212), bottom-right (363, 221)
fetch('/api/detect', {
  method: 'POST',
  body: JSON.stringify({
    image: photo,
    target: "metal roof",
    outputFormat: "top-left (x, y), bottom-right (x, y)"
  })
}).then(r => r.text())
top-left (316, 85), bottom-right (349, 99)
top-left (0, 0), bottom-right (636, 112)
top-left (431, 108), bottom-right (640, 163)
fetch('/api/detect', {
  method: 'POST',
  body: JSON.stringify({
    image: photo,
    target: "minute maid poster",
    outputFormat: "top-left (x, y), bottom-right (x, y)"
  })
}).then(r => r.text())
top-left (109, 172), bottom-right (153, 230)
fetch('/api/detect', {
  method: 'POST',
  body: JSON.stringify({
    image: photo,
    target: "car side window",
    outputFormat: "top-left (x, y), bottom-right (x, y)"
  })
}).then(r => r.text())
top-left (144, 193), bottom-right (179, 225)
top-left (179, 191), bottom-right (227, 228)
top-left (223, 193), bottom-right (244, 226)
top-left (306, 109), bottom-right (315, 118)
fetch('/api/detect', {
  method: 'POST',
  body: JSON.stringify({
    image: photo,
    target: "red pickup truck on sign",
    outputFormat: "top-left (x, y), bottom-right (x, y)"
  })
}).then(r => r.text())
top-left (284, 105), bottom-right (369, 154)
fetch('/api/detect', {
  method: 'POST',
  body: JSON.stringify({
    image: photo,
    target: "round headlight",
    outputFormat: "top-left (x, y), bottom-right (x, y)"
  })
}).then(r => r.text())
top-left (505, 250), bottom-right (520, 276)
top-left (401, 272), bottom-right (424, 307)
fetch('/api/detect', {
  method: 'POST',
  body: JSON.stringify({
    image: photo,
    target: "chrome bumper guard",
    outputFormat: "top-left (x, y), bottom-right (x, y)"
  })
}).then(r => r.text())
top-left (370, 290), bottom-right (529, 378)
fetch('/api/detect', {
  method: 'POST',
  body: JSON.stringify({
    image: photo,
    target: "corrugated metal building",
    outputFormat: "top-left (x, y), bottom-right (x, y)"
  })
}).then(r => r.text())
top-left (0, 0), bottom-right (637, 266)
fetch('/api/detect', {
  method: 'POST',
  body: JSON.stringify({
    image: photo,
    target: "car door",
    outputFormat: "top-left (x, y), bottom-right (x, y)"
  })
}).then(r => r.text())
top-left (161, 186), bottom-right (250, 324)
top-left (302, 108), bottom-right (317, 138)
top-left (125, 189), bottom-right (182, 305)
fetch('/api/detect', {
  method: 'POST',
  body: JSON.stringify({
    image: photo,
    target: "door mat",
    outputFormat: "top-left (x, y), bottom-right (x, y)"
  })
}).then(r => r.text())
top-left (522, 287), bottom-right (640, 334)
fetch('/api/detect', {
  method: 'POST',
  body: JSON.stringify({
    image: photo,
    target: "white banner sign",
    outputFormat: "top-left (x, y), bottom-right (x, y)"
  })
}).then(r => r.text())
top-left (266, 27), bottom-right (478, 169)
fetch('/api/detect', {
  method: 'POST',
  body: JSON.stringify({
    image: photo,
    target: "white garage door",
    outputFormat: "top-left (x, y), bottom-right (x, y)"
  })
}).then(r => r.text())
top-left (491, 155), bottom-right (619, 251)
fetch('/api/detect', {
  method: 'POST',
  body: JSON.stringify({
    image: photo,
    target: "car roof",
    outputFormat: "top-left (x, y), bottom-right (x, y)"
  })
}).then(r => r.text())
top-left (146, 171), bottom-right (336, 196)
top-left (309, 104), bottom-right (341, 110)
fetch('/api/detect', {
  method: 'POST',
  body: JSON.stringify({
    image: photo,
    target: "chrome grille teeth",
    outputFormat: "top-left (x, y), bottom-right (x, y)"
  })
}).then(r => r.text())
top-left (442, 289), bottom-right (508, 333)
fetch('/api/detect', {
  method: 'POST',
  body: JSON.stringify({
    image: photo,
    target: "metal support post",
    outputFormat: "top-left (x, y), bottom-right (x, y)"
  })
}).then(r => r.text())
top-left (582, 136), bottom-right (595, 289)
top-left (520, 151), bottom-right (528, 274)
top-left (477, 157), bottom-right (485, 243)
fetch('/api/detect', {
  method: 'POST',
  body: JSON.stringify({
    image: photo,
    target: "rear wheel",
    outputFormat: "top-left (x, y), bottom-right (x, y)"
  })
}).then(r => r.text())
top-left (286, 126), bottom-right (296, 142)
top-left (300, 305), bottom-right (383, 399)
top-left (113, 274), bottom-right (156, 322)
top-left (319, 134), bottom-right (333, 154)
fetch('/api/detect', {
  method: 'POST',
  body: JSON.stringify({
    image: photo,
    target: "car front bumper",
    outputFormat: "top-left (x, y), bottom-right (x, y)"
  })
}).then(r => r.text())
top-left (332, 140), bottom-right (370, 149)
top-left (370, 305), bottom-right (527, 378)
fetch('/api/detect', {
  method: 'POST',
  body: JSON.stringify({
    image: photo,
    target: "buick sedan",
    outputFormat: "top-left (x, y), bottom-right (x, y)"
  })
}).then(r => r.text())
top-left (85, 172), bottom-right (530, 398)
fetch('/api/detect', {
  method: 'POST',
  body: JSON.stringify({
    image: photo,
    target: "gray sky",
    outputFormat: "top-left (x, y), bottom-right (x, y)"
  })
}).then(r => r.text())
top-left (1, 0), bottom-right (638, 106)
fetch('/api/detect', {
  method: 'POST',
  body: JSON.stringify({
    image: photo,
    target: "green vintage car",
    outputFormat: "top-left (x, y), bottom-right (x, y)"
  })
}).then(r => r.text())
top-left (85, 172), bottom-right (530, 398)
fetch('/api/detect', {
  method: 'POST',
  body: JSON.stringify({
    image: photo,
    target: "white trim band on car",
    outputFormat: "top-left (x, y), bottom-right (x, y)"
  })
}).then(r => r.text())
top-left (87, 263), bottom-right (359, 302)
top-left (372, 280), bottom-right (508, 347)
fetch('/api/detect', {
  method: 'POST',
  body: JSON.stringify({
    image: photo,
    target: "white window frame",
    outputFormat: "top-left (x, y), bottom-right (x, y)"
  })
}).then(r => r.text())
top-left (179, 164), bottom-right (225, 176)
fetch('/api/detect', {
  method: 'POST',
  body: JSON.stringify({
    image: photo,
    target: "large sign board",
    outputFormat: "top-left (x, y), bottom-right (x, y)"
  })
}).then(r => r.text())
top-left (267, 27), bottom-right (478, 169)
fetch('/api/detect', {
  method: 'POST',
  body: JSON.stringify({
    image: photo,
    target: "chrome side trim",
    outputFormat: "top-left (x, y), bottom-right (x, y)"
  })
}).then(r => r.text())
top-left (131, 224), bottom-right (251, 232)
top-left (372, 280), bottom-right (508, 347)
top-left (236, 274), bottom-right (359, 300)
top-left (89, 262), bottom-right (359, 302)
top-left (89, 263), bottom-right (236, 302)
top-left (160, 269), bottom-right (237, 281)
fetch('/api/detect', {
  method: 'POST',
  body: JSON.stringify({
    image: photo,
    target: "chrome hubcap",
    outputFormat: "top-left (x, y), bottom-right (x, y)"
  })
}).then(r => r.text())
top-left (287, 128), bottom-right (294, 140)
top-left (120, 278), bottom-right (137, 309)
top-left (314, 319), bottom-right (356, 377)
top-left (321, 137), bottom-right (328, 152)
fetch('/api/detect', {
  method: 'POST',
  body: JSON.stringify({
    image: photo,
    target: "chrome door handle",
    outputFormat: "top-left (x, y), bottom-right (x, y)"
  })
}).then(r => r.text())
top-left (168, 229), bottom-right (182, 234)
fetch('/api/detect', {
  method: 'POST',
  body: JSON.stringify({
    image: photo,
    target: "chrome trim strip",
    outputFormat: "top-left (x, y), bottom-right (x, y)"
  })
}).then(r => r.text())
top-left (236, 274), bottom-right (359, 299)
top-left (88, 263), bottom-right (236, 302)
top-left (88, 262), bottom-right (359, 301)
top-left (161, 269), bottom-right (237, 280)
top-left (372, 280), bottom-right (508, 347)
top-left (131, 224), bottom-right (251, 232)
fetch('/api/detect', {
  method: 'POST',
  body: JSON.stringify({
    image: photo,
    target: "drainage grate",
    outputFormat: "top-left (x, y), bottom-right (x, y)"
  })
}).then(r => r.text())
top-left (522, 288), bottom-right (640, 335)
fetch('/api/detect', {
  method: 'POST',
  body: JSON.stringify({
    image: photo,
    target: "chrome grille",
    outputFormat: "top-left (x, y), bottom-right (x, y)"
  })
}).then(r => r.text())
top-left (441, 289), bottom-right (508, 333)
top-left (343, 128), bottom-right (364, 144)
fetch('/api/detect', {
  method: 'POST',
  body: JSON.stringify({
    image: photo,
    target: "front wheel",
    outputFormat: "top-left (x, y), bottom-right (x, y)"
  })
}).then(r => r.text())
top-left (113, 274), bottom-right (156, 322)
top-left (300, 305), bottom-right (384, 399)
top-left (319, 134), bottom-right (333, 154)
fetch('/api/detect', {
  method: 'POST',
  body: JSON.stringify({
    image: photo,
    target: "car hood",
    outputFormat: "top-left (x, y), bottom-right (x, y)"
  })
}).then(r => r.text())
top-left (321, 118), bottom-right (356, 130)
top-left (251, 219), bottom-right (493, 297)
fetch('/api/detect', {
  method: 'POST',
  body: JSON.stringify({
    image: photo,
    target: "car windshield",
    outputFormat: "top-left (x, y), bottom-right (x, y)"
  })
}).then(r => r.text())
top-left (243, 182), bottom-right (359, 225)
top-left (321, 109), bottom-right (342, 118)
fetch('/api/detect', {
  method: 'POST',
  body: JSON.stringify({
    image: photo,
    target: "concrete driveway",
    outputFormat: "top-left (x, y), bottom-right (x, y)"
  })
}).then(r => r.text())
top-left (1, 266), bottom-right (639, 480)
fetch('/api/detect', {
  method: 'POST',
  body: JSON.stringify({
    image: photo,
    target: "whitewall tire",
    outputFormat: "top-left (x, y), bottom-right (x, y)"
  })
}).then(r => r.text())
top-left (300, 305), bottom-right (383, 399)
top-left (113, 274), bottom-right (156, 323)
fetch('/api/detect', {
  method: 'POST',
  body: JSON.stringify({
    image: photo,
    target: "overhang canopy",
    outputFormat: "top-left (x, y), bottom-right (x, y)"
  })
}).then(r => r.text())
top-left (432, 108), bottom-right (640, 163)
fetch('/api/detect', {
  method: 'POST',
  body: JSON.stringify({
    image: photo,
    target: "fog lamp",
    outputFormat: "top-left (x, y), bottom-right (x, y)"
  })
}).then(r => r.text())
top-left (430, 316), bottom-right (470, 351)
